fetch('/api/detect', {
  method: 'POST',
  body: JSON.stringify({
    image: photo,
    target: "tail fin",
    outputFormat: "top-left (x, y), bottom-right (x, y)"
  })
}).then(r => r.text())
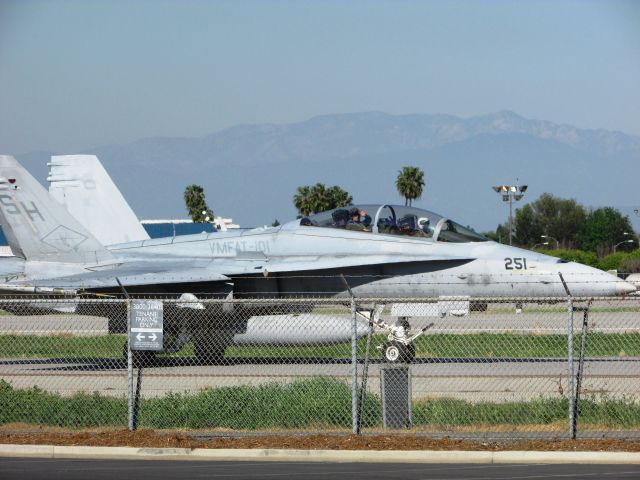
top-left (48, 155), bottom-right (150, 245)
top-left (0, 155), bottom-right (115, 264)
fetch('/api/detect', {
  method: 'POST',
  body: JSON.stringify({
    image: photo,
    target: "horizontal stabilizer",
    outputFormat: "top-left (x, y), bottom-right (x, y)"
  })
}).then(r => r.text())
top-left (0, 262), bottom-right (231, 292)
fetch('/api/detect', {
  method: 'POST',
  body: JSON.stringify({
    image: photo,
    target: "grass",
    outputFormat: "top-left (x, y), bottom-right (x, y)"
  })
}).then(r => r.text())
top-left (2, 379), bottom-right (640, 430)
top-left (1, 333), bottom-right (639, 359)
top-left (0, 380), bottom-right (126, 427)
top-left (413, 396), bottom-right (640, 429)
top-left (0, 335), bottom-right (126, 359)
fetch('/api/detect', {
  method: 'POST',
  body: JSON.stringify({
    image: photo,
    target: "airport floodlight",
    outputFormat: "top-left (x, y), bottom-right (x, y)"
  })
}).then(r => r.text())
top-left (492, 180), bottom-right (527, 246)
top-left (541, 235), bottom-right (559, 249)
top-left (613, 239), bottom-right (635, 254)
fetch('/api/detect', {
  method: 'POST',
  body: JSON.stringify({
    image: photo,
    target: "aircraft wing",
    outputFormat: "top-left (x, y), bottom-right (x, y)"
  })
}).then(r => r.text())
top-left (0, 253), bottom-right (472, 293)
top-left (259, 253), bottom-right (473, 273)
top-left (0, 259), bottom-right (231, 293)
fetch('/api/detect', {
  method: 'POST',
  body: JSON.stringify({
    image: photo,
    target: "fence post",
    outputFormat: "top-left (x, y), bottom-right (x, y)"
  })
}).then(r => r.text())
top-left (340, 274), bottom-right (359, 435)
top-left (126, 298), bottom-right (134, 431)
top-left (558, 273), bottom-right (576, 439)
top-left (567, 295), bottom-right (575, 439)
top-left (351, 295), bottom-right (358, 434)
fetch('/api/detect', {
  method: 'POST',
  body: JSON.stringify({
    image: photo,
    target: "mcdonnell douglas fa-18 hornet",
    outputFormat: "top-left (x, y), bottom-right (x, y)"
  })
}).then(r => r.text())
top-left (0, 155), bottom-right (635, 363)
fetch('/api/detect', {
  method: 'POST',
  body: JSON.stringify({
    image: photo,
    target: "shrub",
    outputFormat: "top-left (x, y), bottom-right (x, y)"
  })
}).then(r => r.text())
top-left (621, 258), bottom-right (640, 274)
top-left (598, 253), bottom-right (629, 272)
top-left (541, 249), bottom-right (598, 267)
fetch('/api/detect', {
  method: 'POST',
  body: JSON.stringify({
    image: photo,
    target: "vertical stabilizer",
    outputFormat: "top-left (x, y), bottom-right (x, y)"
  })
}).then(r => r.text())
top-left (48, 155), bottom-right (149, 245)
top-left (0, 155), bottom-right (115, 264)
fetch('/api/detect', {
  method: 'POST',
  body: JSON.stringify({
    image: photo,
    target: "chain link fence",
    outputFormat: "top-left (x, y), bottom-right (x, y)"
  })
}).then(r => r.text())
top-left (0, 294), bottom-right (638, 439)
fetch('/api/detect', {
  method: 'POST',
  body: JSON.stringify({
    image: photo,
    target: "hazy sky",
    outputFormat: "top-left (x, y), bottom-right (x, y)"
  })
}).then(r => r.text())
top-left (0, 0), bottom-right (639, 154)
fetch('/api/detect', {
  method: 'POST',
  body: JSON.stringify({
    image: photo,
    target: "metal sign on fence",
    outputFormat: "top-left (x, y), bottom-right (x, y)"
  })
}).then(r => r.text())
top-left (129, 299), bottom-right (163, 351)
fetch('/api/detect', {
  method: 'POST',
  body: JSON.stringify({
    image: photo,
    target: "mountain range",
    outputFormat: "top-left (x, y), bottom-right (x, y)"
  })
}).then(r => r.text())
top-left (18, 110), bottom-right (640, 232)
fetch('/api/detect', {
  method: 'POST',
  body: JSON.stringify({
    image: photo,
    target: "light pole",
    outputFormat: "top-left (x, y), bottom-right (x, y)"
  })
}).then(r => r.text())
top-left (541, 235), bottom-right (559, 249)
top-left (613, 239), bottom-right (634, 254)
top-left (492, 182), bottom-right (527, 246)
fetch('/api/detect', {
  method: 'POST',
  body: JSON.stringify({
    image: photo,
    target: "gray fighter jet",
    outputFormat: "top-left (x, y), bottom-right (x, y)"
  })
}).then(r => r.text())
top-left (0, 155), bottom-right (635, 363)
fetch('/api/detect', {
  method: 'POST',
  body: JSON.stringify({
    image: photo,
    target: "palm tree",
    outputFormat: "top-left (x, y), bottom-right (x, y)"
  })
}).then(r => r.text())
top-left (293, 185), bottom-right (313, 216)
top-left (293, 183), bottom-right (353, 216)
top-left (184, 184), bottom-right (213, 223)
top-left (327, 185), bottom-right (353, 210)
top-left (395, 166), bottom-right (425, 206)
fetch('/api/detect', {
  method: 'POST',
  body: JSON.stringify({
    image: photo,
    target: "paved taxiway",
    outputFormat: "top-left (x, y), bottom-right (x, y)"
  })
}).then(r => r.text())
top-left (2, 309), bottom-right (639, 336)
top-left (2, 458), bottom-right (640, 480)
top-left (1, 355), bottom-right (638, 403)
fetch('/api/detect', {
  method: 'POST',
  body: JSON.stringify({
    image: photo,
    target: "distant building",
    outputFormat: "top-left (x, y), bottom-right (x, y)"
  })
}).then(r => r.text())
top-left (140, 217), bottom-right (240, 235)
top-left (140, 220), bottom-right (216, 238)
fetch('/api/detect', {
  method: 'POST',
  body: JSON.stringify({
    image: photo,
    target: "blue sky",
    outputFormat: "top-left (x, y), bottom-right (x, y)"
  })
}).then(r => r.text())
top-left (1, 0), bottom-right (639, 154)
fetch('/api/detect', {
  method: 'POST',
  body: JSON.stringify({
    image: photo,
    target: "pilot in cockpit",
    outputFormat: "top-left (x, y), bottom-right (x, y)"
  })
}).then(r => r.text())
top-left (346, 208), bottom-right (372, 232)
top-left (398, 214), bottom-right (431, 237)
top-left (418, 217), bottom-right (433, 238)
top-left (331, 209), bottom-right (350, 228)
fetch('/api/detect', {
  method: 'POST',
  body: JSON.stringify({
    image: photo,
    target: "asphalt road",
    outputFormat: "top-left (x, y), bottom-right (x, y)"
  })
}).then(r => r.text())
top-left (1, 309), bottom-right (639, 336)
top-left (2, 458), bottom-right (640, 480)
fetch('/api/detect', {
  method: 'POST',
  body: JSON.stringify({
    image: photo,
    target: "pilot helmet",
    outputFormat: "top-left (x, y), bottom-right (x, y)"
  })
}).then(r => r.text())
top-left (418, 217), bottom-right (430, 232)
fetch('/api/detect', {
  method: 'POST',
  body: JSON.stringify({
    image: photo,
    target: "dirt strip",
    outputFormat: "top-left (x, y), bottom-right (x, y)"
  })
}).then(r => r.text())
top-left (1, 427), bottom-right (640, 452)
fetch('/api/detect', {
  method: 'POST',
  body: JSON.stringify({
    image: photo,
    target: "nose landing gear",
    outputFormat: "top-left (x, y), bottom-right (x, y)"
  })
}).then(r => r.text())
top-left (372, 314), bottom-right (434, 364)
top-left (383, 340), bottom-right (416, 363)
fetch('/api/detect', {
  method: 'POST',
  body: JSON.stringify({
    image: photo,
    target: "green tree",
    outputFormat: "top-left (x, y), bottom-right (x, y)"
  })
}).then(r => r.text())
top-left (484, 223), bottom-right (510, 244)
top-left (513, 193), bottom-right (585, 249)
top-left (293, 185), bottom-right (313, 217)
top-left (184, 184), bottom-right (213, 223)
top-left (293, 183), bottom-right (352, 216)
top-left (513, 204), bottom-right (543, 247)
top-left (395, 166), bottom-right (425, 206)
top-left (326, 186), bottom-right (352, 210)
top-left (578, 207), bottom-right (637, 256)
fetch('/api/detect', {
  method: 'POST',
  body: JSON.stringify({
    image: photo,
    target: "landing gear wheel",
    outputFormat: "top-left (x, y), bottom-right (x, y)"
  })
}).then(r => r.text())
top-left (383, 341), bottom-right (415, 364)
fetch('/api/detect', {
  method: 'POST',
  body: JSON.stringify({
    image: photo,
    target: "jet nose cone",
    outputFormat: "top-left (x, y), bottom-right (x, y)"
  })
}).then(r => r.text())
top-left (616, 280), bottom-right (637, 296)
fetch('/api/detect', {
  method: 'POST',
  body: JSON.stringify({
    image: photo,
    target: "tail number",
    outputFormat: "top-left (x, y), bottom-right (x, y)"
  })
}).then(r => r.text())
top-left (0, 195), bottom-right (45, 222)
top-left (505, 257), bottom-right (527, 270)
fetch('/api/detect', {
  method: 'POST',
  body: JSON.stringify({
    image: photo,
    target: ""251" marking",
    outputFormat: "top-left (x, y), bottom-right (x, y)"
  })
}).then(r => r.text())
top-left (504, 257), bottom-right (528, 270)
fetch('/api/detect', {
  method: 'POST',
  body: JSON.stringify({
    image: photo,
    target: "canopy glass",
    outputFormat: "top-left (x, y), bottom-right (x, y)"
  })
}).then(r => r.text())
top-left (300, 204), bottom-right (488, 243)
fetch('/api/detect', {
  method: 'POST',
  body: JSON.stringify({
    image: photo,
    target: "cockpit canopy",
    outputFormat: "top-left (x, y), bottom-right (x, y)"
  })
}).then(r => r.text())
top-left (299, 204), bottom-right (488, 243)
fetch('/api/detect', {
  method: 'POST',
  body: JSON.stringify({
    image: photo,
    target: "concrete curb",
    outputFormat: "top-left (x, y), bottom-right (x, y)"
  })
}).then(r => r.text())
top-left (1, 444), bottom-right (640, 464)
